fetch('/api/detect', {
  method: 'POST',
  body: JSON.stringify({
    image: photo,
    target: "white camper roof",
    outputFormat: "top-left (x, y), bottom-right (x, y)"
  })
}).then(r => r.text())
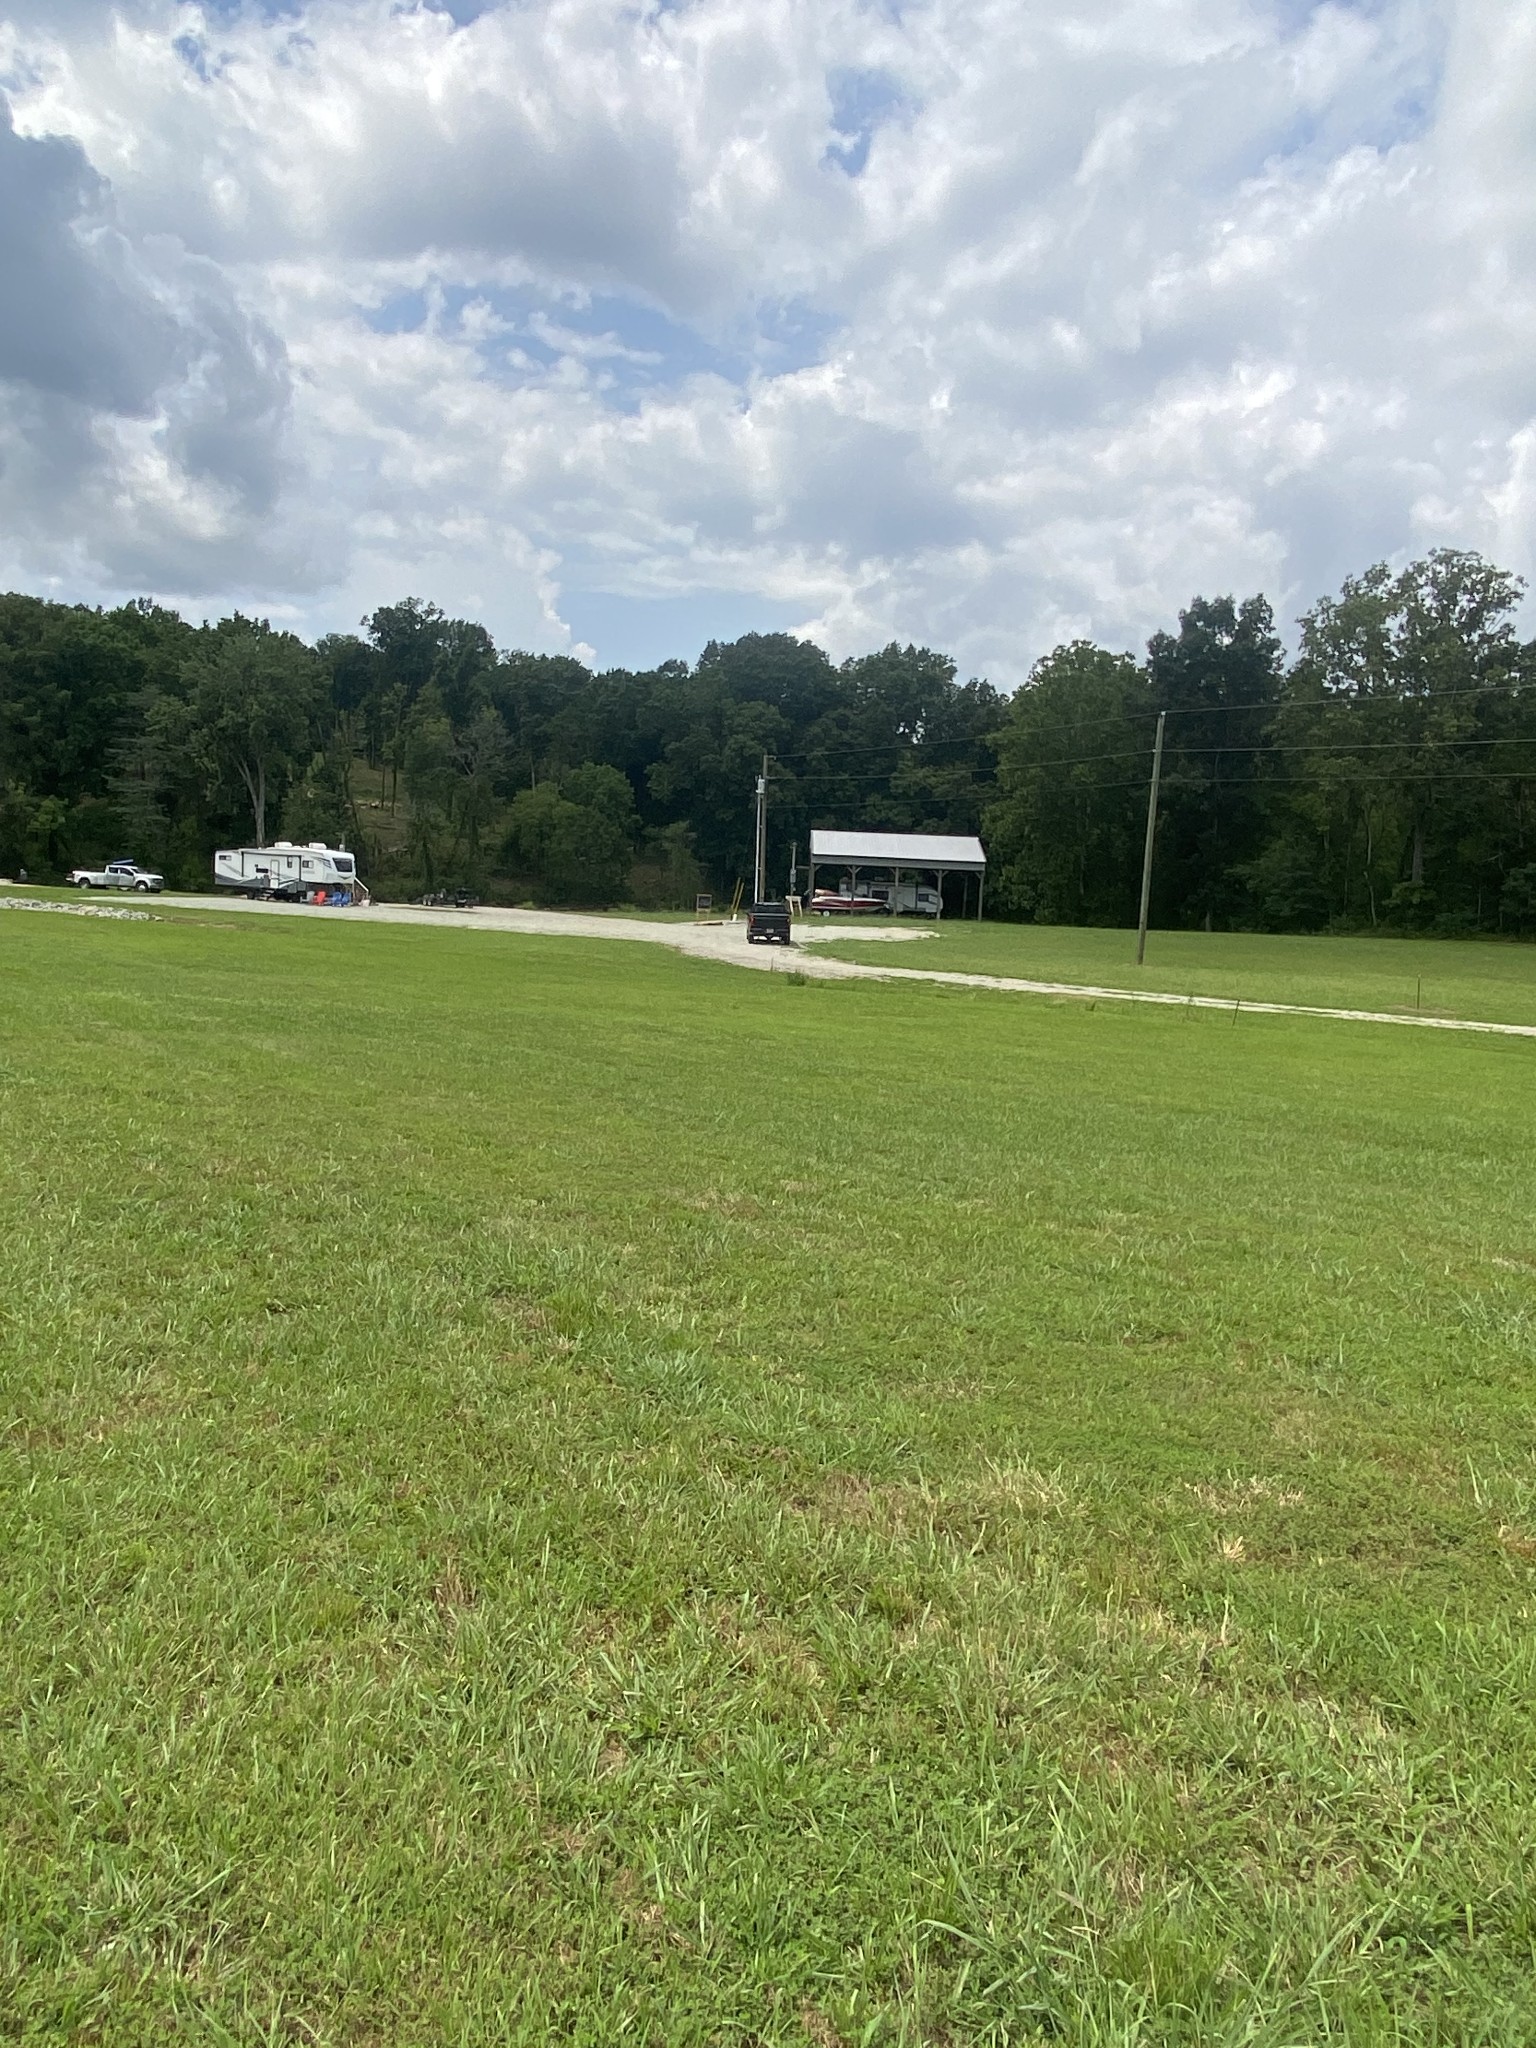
top-left (808, 830), bottom-right (986, 874)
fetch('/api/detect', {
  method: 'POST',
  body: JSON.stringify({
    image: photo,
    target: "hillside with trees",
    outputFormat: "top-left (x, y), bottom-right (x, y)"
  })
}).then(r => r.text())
top-left (3, 549), bottom-right (1535, 933)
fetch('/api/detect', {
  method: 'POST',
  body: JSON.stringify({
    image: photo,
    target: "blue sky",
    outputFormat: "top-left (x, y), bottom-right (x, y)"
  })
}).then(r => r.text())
top-left (0, 0), bottom-right (1532, 681)
top-left (361, 284), bottom-right (837, 399)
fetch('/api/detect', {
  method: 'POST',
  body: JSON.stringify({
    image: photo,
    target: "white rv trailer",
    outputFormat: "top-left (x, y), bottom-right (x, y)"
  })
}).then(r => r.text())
top-left (214, 841), bottom-right (362, 902)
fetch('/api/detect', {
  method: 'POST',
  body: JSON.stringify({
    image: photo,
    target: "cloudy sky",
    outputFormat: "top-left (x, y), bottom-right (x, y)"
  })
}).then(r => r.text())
top-left (0, 0), bottom-right (1532, 681)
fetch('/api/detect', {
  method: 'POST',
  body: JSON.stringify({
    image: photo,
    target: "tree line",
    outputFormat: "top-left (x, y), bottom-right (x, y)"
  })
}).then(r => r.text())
top-left (990, 551), bottom-right (1536, 935)
top-left (0, 596), bottom-right (1001, 909)
top-left (2, 547), bottom-right (1534, 932)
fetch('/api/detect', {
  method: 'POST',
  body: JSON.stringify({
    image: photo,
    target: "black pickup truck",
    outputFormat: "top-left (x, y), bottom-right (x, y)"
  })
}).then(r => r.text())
top-left (746, 900), bottom-right (793, 944)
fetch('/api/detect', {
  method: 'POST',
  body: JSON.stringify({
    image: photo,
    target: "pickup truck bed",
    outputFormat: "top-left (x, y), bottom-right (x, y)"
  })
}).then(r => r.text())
top-left (746, 900), bottom-right (793, 943)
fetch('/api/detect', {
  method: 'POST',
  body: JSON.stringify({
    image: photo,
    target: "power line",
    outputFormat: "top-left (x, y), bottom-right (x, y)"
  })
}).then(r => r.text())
top-left (771, 733), bottom-right (995, 764)
top-left (769, 673), bottom-right (1535, 764)
top-left (786, 769), bottom-right (998, 787)
top-left (988, 672), bottom-right (1536, 742)
top-left (1041, 768), bottom-right (1536, 794)
top-left (780, 741), bottom-right (1536, 793)
top-left (989, 735), bottom-right (1536, 773)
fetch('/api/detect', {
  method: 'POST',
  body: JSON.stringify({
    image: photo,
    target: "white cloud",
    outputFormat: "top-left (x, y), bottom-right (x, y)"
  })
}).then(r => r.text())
top-left (0, 89), bottom-right (298, 600)
top-left (1, 0), bottom-right (1534, 680)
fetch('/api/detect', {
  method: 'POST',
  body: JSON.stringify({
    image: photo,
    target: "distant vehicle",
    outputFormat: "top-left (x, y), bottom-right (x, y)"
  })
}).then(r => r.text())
top-left (811, 881), bottom-right (941, 917)
top-left (746, 900), bottom-right (793, 944)
top-left (810, 887), bottom-right (885, 915)
top-left (868, 882), bottom-right (942, 918)
top-left (68, 860), bottom-right (163, 893)
top-left (214, 842), bottom-right (361, 903)
top-left (414, 889), bottom-right (477, 909)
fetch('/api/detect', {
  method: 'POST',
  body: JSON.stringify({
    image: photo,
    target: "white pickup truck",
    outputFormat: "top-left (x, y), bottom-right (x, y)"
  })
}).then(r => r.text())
top-left (66, 860), bottom-right (165, 893)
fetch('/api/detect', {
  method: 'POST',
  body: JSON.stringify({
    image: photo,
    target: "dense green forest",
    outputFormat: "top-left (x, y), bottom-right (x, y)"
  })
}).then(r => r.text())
top-left (3, 547), bottom-right (1535, 932)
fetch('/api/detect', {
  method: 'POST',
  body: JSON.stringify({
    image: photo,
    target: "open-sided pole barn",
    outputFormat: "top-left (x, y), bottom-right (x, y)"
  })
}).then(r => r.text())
top-left (806, 830), bottom-right (987, 918)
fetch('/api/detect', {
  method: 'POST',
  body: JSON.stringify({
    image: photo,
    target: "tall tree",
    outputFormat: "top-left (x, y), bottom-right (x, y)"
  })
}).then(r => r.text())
top-left (181, 618), bottom-right (323, 846)
top-left (430, 619), bottom-right (498, 731)
top-left (366, 598), bottom-right (447, 709)
top-left (489, 651), bottom-right (600, 789)
top-left (399, 685), bottom-right (458, 887)
top-left (1145, 595), bottom-right (1284, 930)
top-left (783, 646), bottom-right (1003, 847)
top-left (1276, 551), bottom-right (1532, 927)
top-left (985, 642), bottom-right (1152, 924)
top-left (503, 765), bottom-right (635, 905)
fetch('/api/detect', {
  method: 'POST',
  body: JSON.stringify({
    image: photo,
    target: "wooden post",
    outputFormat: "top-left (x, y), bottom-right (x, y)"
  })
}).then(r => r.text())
top-left (1135, 711), bottom-right (1167, 967)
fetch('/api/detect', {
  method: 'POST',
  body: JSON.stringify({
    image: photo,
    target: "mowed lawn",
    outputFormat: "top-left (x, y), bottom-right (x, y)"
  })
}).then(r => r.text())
top-left (818, 920), bottom-right (1536, 1028)
top-left (3, 915), bottom-right (1536, 2045)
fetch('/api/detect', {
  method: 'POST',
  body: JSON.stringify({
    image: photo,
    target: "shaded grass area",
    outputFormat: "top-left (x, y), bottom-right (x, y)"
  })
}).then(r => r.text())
top-left (816, 921), bottom-right (1536, 1027)
top-left (3, 915), bottom-right (1536, 2043)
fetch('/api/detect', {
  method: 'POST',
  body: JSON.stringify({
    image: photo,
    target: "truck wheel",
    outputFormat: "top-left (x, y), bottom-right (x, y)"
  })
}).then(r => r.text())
top-left (135, 880), bottom-right (150, 891)
top-left (77, 877), bottom-right (94, 889)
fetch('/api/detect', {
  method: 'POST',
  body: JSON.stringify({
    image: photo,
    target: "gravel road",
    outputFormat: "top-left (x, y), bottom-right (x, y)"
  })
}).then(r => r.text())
top-left (151, 893), bottom-right (927, 973)
top-left (138, 894), bottom-right (1536, 1039)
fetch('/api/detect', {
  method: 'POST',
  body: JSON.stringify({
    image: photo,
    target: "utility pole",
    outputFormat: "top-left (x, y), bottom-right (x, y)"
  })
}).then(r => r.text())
top-left (752, 754), bottom-right (768, 903)
top-left (1135, 711), bottom-right (1166, 967)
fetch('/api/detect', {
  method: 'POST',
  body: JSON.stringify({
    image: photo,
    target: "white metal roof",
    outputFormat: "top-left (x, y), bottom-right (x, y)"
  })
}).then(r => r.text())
top-left (809, 829), bottom-right (986, 872)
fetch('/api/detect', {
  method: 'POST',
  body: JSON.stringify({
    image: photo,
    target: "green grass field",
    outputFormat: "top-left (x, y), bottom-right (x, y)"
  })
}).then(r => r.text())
top-left (4, 913), bottom-right (1536, 2044)
top-left (816, 921), bottom-right (1536, 1028)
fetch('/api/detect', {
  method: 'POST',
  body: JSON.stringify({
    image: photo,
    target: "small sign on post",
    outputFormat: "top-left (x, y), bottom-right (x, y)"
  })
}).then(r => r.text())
top-left (694, 893), bottom-right (713, 920)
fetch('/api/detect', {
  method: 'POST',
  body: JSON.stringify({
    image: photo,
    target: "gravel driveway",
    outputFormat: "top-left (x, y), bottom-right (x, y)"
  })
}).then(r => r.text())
top-left (153, 893), bottom-right (927, 974)
top-left (140, 894), bottom-right (1536, 1039)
